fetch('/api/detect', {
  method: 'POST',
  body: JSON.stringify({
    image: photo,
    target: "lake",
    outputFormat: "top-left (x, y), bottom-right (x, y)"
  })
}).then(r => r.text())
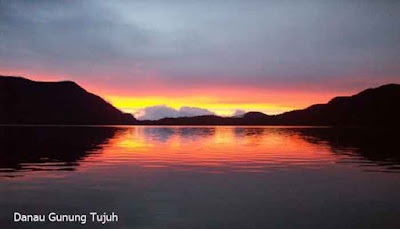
top-left (1, 126), bottom-right (400, 228)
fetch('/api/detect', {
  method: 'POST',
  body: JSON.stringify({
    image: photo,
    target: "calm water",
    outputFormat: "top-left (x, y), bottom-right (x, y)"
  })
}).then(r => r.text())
top-left (1, 126), bottom-right (400, 228)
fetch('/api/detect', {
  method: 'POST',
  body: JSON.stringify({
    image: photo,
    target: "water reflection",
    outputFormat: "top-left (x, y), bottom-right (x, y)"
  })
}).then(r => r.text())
top-left (1, 126), bottom-right (399, 229)
top-left (0, 126), bottom-right (399, 177)
top-left (100, 127), bottom-right (335, 173)
top-left (0, 126), bottom-right (119, 176)
top-left (293, 128), bottom-right (400, 172)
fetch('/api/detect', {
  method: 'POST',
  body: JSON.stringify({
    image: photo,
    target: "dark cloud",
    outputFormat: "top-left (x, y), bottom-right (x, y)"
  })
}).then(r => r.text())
top-left (1, 0), bottom-right (399, 92)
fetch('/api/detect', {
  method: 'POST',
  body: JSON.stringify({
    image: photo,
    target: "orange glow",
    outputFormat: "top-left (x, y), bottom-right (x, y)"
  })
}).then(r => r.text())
top-left (86, 126), bottom-right (337, 172)
top-left (9, 126), bottom-right (341, 179)
top-left (0, 69), bottom-right (351, 116)
top-left (103, 87), bottom-right (339, 117)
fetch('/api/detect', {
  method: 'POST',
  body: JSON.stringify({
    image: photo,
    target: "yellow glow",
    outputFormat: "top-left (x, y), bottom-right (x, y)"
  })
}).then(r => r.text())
top-left (105, 95), bottom-right (296, 117)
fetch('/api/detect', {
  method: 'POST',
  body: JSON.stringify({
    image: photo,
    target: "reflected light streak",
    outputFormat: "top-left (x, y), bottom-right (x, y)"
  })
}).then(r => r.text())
top-left (91, 127), bottom-right (337, 172)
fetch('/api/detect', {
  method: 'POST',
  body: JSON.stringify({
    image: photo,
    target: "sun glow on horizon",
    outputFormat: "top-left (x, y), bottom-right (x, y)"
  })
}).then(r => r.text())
top-left (104, 95), bottom-right (298, 118)
top-left (0, 70), bottom-right (351, 119)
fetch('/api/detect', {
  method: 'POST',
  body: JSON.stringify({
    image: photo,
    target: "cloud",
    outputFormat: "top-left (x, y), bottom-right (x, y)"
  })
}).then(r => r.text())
top-left (232, 109), bottom-right (246, 117)
top-left (137, 105), bottom-right (215, 120)
top-left (137, 105), bottom-right (178, 120)
top-left (179, 106), bottom-right (214, 117)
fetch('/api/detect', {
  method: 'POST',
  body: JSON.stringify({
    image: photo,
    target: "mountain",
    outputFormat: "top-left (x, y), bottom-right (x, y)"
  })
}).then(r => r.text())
top-left (274, 84), bottom-right (400, 125)
top-left (0, 76), bottom-right (136, 124)
top-left (140, 115), bottom-right (243, 125)
top-left (142, 113), bottom-right (272, 125)
top-left (242, 111), bottom-right (269, 119)
top-left (145, 84), bottom-right (400, 126)
top-left (1, 75), bottom-right (398, 126)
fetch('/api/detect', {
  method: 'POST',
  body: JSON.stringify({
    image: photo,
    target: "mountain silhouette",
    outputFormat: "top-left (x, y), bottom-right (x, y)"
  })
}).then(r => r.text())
top-left (147, 84), bottom-right (400, 126)
top-left (242, 111), bottom-right (270, 119)
top-left (140, 115), bottom-right (243, 125)
top-left (1, 75), bottom-right (399, 126)
top-left (274, 84), bottom-right (400, 125)
top-left (0, 76), bottom-right (136, 124)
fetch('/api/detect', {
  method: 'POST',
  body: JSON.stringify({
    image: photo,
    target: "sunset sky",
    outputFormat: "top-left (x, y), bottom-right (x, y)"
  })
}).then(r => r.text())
top-left (1, 0), bottom-right (399, 119)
